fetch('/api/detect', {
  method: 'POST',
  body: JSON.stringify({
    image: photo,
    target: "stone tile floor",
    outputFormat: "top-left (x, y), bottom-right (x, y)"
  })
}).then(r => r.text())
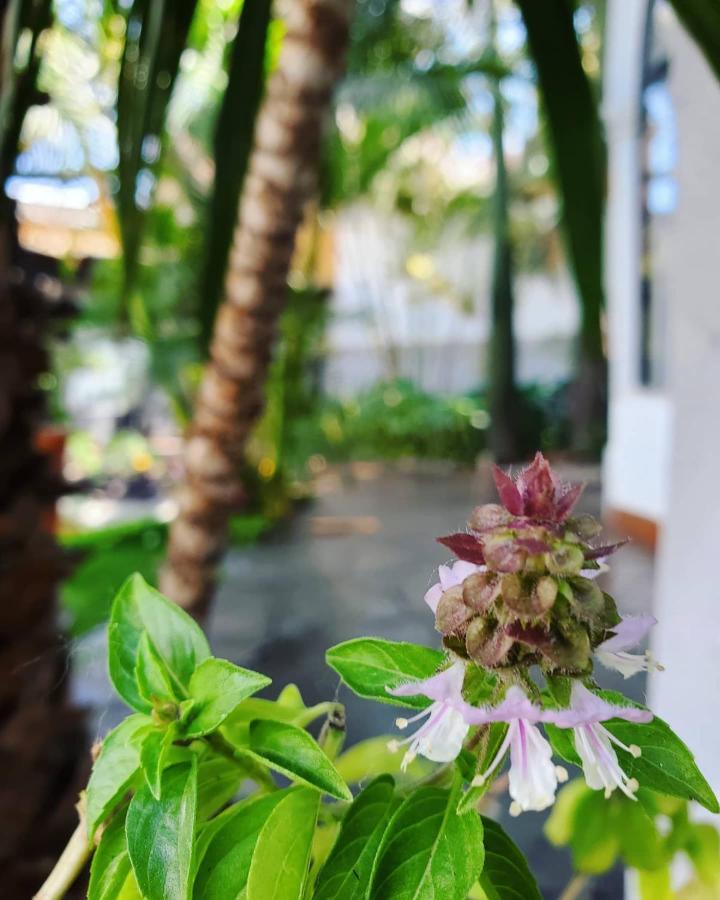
top-left (72, 461), bottom-right (655, 899)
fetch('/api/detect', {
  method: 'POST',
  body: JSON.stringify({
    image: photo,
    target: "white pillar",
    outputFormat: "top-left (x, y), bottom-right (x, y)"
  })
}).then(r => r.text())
top-left (650, 12), bottom-right (720, 805)
top-left (603, 0), bottom-right (673, 524)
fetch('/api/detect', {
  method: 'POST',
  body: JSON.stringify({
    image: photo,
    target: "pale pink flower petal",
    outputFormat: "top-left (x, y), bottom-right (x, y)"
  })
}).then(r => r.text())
top-left (388, 659), bottom-right (466, 704)
top-left (387, 661), bottom-right (470, 768)
top-left (598, 614), bottom-right (656, 653)
top-left (595, 615), bottom-right (663, 679)
top-left (423, 559), bottom-right (484, 612)
top-left (543, 681), bottom-right (652, 728)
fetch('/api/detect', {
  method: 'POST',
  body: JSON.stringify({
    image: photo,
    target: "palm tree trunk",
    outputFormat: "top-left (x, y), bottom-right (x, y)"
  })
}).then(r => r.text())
top-left (487, 69), bottom-right (521, 463)
top-left (160, 0), bottom-right (355, 614)
top-left (0, 276), bottom-right (86, 895)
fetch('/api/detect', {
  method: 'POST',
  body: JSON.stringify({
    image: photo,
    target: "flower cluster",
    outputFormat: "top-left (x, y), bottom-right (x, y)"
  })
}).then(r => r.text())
top-left (389, 454), bottom-right (662, 815)
top-left (432, 453), bottom-right (631, 674)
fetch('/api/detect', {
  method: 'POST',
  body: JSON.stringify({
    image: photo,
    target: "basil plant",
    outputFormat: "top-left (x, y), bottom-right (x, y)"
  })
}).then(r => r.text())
top-left (40, 455), bottom-right (717, 900)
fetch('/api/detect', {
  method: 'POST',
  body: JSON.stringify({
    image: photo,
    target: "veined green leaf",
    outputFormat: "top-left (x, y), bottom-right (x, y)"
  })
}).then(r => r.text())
top-left (223, 695), bottom-right (333, 748)
top-left (246, 788), bottom-right (320, 900)
top-left (140, 725), bottom-right (178, 800)
top-left (478, 817), bottom-right (542, 900)
top-left (326, 638), bottom-right (445, 709)
top-left (314, 775), bottom-right (397, 900)
top-left (88, 808), bottom-right (132, 900)
top-left (545, 687), bottom-right (718, 813)
top-left (369, 779), bottom-right (484, 899)
top-left (126, 760), bottom-right (198, 900)
top-left (604, 713), bottom-right (719, 814)
top-left (108, 573), bottom-right (210, 713)
top-left (136, 631), bottom-right (179, 706)
top-left (195, 757), bottom-right (247, 823)
top-left (183, 658), bottom-right (271, 738)
top-left (193, 791), bottom-right (288, 898)
top-left (246, 719), bottom-right (352, 801)
top-left (87, 714), bottom-right (151, 839)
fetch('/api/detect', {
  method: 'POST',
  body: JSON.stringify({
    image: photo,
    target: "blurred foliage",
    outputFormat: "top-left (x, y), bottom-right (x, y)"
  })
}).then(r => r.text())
top-left (269, 377), bottom-right (569, 478)
top-left (60, 512), bottom-right (270, 636)
top-left (546, 778), bottom-right (720, 898)
top-left (245, 284), bottom-right (330, 513)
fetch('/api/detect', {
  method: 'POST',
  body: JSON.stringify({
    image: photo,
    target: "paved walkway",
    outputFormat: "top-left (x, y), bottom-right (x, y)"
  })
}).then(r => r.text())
top-left (73, 461), bottom-right (654, 899)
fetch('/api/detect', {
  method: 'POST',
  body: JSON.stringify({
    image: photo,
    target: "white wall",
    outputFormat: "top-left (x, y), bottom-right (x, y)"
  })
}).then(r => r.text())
top-left (650, 11), bottom-right (720, 812)
top-left (603, 0), bottom-right (673, 523)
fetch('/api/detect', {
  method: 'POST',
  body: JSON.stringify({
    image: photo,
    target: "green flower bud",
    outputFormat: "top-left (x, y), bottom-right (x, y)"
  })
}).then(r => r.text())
top-left (568, 576), bottom-right (604, 623)
top-left (569, 513), bottom-right (603, 540)
top-left (545, 543), bottom-right (585, 576)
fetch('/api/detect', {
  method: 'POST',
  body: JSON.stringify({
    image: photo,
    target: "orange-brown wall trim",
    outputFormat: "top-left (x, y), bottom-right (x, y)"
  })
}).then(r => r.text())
top-left (605, 509), bottom-right (659, 553)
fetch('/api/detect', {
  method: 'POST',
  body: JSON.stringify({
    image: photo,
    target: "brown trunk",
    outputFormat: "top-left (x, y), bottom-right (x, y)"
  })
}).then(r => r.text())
top-left (160, 0), bottom-right (354, 614)
top-left (0, 275), bottom-right (86, 895)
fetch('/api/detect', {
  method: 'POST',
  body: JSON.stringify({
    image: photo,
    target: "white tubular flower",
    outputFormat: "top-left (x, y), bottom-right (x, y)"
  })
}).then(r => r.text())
top-left (386, 660), bottom-right (471, 769)
top-left (595, 614), bottom-right (664, 679)
top-left (468, 686), bottom-right (568, 816)
top-left (550, 681), bottom-right (653, 801)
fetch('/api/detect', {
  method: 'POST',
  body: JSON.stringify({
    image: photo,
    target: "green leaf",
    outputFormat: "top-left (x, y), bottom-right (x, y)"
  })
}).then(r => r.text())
top-left (115, 0), bottom-right (199, 304)
top-left (566, 789), bottom-right (621, 875)
top-left (195, 757), bottom-right (246, 823)
top-left (246, 719), bottom-right (352, 801)
top-left (193, 791), bottom-right (288, 898)
top-left (594, 695), bottom-right (719, 813)
top-left (615, 799), bottom-right (667, 871)
top-left (183, 658), bottom-right (271, 738)
top-left (126, 760), bottom-right (198, 900)
top-left (87, 714), bottom-right (151, 839)
top-left (136, 631), bottom-right (178, 706)
top-left (140, 725), bottom-right (178, 800)
top-left (369, 779), bottom-right (484, 900)
top-left (457, 724), bottom-right (509, 814)
top-left (478, 816), bottom-right (542, 900)
top-left (88, 809), bottom-right (132, 900)
top-left (335, 736), bottom-right (431, 785)
top-left (314, 775), bottom-right (397, 900)
top-left (544, 722), bottom-right (581, 767)
top-left (246, 788), bottom-right (320, 900)
top-left (223, 694), bottom-right (333, 746)
top-left (544, 778), bottom-right (589, 847)
top-left (108, 573), bottom-right (210, 713)
top-left (546, 688), bottom-right (718, 814)
top-left (326, 638), bottom-right (445, 709)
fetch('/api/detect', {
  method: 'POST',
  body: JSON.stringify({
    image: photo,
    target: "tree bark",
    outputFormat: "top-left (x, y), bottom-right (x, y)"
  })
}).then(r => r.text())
top-left (0, 276), bottom-right (86, 896)
top-left (487, 69), bottom-right (521, 463)
top-left (160, 0), bottom-right (355, 614)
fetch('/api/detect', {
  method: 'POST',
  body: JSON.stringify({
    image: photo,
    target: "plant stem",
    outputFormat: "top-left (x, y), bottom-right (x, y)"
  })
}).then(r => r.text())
top-left (205, 731), bottom-right (276, 792)
top-left (559, 873), bottom-right (590, 900)
top-left (34, 819), bottom-right (91, 900)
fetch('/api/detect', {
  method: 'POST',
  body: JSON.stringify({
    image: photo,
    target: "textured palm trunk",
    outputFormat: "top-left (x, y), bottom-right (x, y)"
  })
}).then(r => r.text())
top-left (487, 71), bottom-right (520, 464)
top-left (160, 0), bottom-right (354, 614)
top-left (0, 276), bottom-right (86, 895)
